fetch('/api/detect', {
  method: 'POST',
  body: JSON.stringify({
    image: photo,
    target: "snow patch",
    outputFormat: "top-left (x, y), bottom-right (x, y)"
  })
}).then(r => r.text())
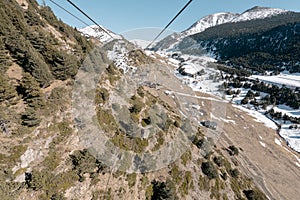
top-left (279, 125), bottom-right (300, 153)
top-left (16, 0), bottom-right (28, 9)
top-left (232, 105), bottom-right (278, 130)
top-left (174, 55), bottom-right (224, 96)
top-left (79, 25), bottom-right (121, 43)
top-left (251, 73), bottom-right (300, 88)
top-left (260, 141), bottom-right (266, 147)
top-left (275, 138), bottom-right (282, 146)
top-left (221, 118), bottom-right (236, 124)
top-left (107, 41), bottom-right (136, 73)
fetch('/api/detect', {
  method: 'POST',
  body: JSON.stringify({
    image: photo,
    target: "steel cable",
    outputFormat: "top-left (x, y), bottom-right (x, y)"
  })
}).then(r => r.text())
top-left (145, 0), bottom-right (194, 49)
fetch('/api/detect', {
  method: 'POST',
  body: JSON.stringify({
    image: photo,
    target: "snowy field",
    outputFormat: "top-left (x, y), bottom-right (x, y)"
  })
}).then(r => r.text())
top-left (273, 105), bottom-right (300, 118)
top-left (251, 73), bottom-right (300, 88)
top-left (279, 125), bottom-right (300, 153)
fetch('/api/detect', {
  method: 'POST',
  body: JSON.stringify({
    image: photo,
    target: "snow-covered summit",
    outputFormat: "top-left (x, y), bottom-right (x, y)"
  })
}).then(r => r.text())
top-left (79, 25), bottom-right (121, 43)
top-left (185, 6), bottom-right (288, 37)
top-left (231, 6), bottom-right (288, 23)
top-left (183, 12), bottom-right (239, 36)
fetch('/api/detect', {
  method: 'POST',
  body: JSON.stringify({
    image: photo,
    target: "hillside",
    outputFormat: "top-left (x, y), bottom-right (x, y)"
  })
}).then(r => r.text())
top-left (152, 4), bottom-right (300, 183)
top-left (0, 1), bottom-right (299, 200)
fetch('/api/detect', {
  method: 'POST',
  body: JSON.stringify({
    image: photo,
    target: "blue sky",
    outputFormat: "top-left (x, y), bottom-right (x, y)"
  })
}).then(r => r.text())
top-left (38, 0), bottom-right (300, 34)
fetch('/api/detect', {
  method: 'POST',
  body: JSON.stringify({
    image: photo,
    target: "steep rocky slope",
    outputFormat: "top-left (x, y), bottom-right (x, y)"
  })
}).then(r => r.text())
top-left (0, 1), bottom-right (297, 200)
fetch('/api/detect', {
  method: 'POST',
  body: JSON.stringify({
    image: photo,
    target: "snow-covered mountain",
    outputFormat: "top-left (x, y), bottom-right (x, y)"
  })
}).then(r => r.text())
top-left (184, 6), bottom-right (288, 36)
top-left (154, 6), bottom-right (288, 51)
top-left (79, 25), bottom-right (121, 43)
top-left (130, 39), bottom-right (152, 49)
top-left (183, 12), bottom-right (239, 37)
top-left (231, 6), bottom-right (287, 23)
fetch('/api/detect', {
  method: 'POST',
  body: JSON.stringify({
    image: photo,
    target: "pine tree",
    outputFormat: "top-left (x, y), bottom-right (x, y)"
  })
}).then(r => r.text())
top-left (21, 107), bottom-right (41, 127)
top-left (19, 73), bottom-right (45, 108)
top-left (0, 37), bottom-right (11, 72)
top-left (0, 73), bottom-right (17, 104)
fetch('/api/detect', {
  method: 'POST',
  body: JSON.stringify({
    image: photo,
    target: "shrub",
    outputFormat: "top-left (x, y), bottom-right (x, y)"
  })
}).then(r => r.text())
top-left (201, 161), bottom-right (218, 179)
top-left (137, 86), bottom-right (145, 97)
top-left (126, 173), bottom-right (137, 188)
top-left (198, 175), bottom-right (210, 191)
top-left (213, 156), bottom-right (225, 167)
top-left (179, 171), bottom-right (193, 195)
top-left (95, 88), bottom-right (109, 105)
top-left (243, 189), bottom-right (268, 200)
top-left (69, 149), bottom-right (106, 182)
top-left (229, 168), bottom-right (240, 178)
top-left (241, 97), bottom-right (249, 105)
top-left (145, 184), bottom-right (153, 200)
top-left (151, 179), bottom-right (178, 200)
top-left (192, 135), bottom-right (204, 149)
top-left (129, 101), bottom-right (144, 114)
top-left (142, 117), bottom-right (151, 126)
top-left (229, 145), bottom-right (239, 156)
top-left (21, 107), bottom-right (41, 127)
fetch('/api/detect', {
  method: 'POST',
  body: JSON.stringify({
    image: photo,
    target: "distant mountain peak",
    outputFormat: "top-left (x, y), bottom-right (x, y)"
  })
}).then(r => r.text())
top-left (244, 6), bottom-right (286, 13)
top-left (79, 25), bottom-right (121, 43)
top-left (183, 12), bottom-right (239, 36)
top-left (183, 6), bottom-right (288, 37)
top-left (184, 6), bottom-right (289, 36)
top-left (245, 6), bottom-right (271, 12)
top-left (232, 6), bottom-right (288, 23)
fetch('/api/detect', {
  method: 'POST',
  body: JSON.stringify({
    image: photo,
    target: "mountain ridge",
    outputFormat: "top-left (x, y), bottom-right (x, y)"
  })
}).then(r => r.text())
top-left (153, 6), bottom-right (289, 51)
top-left (180, 12), bottom-right (300, 73)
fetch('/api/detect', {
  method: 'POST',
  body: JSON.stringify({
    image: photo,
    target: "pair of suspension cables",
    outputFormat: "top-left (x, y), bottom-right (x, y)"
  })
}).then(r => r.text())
top-left (48, 0), bottom-right (193, 49)
top-left (49, 0), bottom-right (113, 38)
